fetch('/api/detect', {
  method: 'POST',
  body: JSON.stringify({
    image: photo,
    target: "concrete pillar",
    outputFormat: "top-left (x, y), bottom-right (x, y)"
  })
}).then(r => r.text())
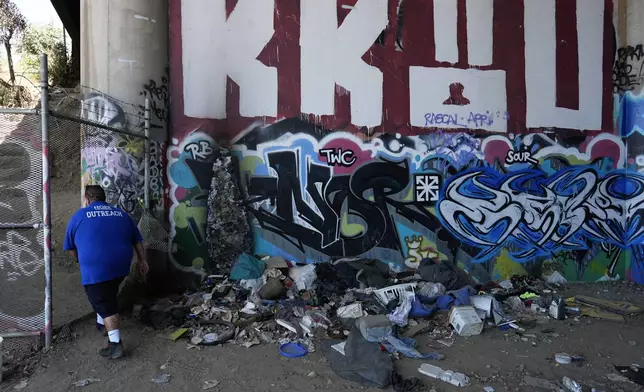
top-left (81, 0), bottom-right (168, 136)
top-left (79, 0), bottom-right (168, 217)
top-left (616, 0), bottom-right (644, 283)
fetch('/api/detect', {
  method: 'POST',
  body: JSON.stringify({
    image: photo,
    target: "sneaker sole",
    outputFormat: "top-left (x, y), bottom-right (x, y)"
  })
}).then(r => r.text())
top-left (109, 351), bottom-right (124, 360)
top-left (99, 350), bottom-right (124, 360)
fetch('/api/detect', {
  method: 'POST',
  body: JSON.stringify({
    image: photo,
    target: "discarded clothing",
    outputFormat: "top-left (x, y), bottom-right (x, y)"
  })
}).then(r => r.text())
top-left (382, 335), bottom-right (444, 360)
top-left (417, 260), bottom-right (474, 291)
top-left (356, 315), bottom-right (442, 360)
top-left (333, 258), bottom-right (391, 289)
top-left (357, 315), bottom-right (394, 343)
top-left (322, 330), bottom-right (394, 388)
top-left (435, 286), bottom-right (474, 311)
top-left (391, 372), bottom-right (421, 392)
top-left (615, 366), bottom-right (644, 386)
top-left (230, 254), bottom-right (265, 281)
top-left (409, 296), bottom-right (436, 318)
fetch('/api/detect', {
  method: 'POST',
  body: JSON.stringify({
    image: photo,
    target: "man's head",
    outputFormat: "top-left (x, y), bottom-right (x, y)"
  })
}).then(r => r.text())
top-left (84, 185), bottom-right (106, 205)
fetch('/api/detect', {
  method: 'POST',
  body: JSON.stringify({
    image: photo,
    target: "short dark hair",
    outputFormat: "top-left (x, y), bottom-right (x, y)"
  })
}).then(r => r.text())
top-left (85, 185), bottom-right (106, 202)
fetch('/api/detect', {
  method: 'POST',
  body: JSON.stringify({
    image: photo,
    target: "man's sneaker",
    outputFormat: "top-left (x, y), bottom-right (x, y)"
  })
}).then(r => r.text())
top-left (99, 341), bottom-right (124, 359)
top-left (96, 323), bottom-right (108, 337)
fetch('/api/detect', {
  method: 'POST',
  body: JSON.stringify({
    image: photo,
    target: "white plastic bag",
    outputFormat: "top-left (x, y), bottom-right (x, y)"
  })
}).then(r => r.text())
top-left (289, 264), bottom-right (317, 291)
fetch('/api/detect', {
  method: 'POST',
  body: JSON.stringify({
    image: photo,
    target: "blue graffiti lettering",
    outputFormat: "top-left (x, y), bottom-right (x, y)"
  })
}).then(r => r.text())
top-left (438, 167), bottom-right (644, 263)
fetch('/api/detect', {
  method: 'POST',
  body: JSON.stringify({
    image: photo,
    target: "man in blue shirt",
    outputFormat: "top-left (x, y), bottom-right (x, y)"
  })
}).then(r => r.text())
top-left (64, 185), bottom-right (149, 359)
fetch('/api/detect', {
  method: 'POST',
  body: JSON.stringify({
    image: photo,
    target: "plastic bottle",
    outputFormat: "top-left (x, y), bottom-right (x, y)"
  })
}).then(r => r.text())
top-left (562, 376), bottom-right (582, 392)
top-left (549, 297), bottom-right (566, 320)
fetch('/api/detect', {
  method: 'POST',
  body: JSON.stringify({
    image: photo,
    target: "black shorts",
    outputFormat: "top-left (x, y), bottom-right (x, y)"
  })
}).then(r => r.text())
top-left (83, 277), bottom-right (124, 319)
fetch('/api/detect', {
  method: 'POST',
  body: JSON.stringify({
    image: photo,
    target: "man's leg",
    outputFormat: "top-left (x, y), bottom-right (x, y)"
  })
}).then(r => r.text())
top-left (88, 278), bottom-right (125, 359)
top-left (96, 313), bottom-right (108, 336)
top-left (103, 314), bottom-right (120, 343)
top-left (97, 311), bottom-right (124, 359)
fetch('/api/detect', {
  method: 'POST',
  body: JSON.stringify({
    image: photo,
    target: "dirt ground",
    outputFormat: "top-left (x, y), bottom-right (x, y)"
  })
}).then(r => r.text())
top-left (50, 186), bottom-right (93, 326)
top-left (1, 282), bottom-right (643, 392)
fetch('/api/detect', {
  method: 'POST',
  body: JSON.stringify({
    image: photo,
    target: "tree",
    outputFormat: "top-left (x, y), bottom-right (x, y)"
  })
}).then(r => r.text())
top-left (20, 24), bottom-right (71, 86)
top-left (0, 0), bottom-right (26, 83)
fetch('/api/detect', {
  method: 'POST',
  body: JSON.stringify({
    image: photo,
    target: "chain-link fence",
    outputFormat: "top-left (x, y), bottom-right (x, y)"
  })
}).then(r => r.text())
top-left (0, 108), bottom-right (45, 367)
top-left (0, 55), bottom-right (167, 373)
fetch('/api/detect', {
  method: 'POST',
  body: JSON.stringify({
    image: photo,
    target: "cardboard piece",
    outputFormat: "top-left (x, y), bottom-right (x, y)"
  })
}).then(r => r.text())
top-left (168, 328), bottom-right (189, 341)
top-left (449, 306), bottom-right (483, 337)
top-left (337, 303), bottom-right (363, 319)
top-left (575, 295), bottom-right (643, 315)
top-left (579, 307), bottom-right (625, 322)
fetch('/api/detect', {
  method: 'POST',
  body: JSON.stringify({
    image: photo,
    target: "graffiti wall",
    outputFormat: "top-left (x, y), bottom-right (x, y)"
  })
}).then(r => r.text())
top-left (81, 93), bottom-right (166, 217)
top-left (170, 0), bottom-right (643, 282)
top-left (167, 131), bottom-right (218, 269)
top-left (231, 120), bottom-right (641, 282)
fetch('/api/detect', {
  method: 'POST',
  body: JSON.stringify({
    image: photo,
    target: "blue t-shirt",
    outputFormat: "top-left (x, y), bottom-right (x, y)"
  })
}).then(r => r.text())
top-left (63, 201), bottom-right (143, 285)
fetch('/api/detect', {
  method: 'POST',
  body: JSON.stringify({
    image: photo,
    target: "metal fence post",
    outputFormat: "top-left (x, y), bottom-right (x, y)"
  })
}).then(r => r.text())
top-left (144, 98), bottom-right (151, 212)
top-left (80, 100), bottom-right (86, 206)
top-left (40, 53), bottom-right (53, 349)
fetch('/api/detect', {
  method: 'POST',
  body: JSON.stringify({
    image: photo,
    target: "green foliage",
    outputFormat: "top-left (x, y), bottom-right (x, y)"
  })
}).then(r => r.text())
top-left (0, 0), bottom-right (26, 83)
top-left (19, 23), bottom-right (72, 86)
top-left (0, 0), bottom-right (26, 43)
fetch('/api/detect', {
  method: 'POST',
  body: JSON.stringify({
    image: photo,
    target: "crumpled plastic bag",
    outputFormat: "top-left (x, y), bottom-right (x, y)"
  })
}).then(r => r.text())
top-left (416, 281), bottom-right (446, 298)
top-left (387, 291), bottom-right (415, 327)
top-left (289, 264), bottom-right (317, 291)
top-left (239, 276), bottom-right (267, 295)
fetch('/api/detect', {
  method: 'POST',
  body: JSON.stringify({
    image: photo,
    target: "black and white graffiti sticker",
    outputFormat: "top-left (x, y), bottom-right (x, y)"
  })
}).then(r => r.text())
top-left (414, 174), bottom-right (441, 203)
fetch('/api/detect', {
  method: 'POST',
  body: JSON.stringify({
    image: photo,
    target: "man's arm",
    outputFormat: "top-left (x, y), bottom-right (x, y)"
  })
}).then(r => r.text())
top-left (68, 249), bottom-right (78, 263)
top-left (131, 219), bottom-right (149, 275)
top-left (63, 214), bottom-right (78, 263)
top-left (134, 242), bottom-right (146, 263)
top-left (134, 242), bottom-right (149, 275)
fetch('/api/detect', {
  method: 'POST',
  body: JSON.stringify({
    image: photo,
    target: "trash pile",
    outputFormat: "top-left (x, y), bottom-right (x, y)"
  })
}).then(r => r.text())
top-left (136, 256), bottom-right (644, 390)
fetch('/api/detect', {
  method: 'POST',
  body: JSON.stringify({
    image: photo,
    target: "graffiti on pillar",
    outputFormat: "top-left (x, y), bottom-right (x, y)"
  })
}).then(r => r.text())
top-left (613, 45), bottom-right (644, 94)
top-left (168, 131), bottom-right (218, 270)
top-left (82, 136), bottom-right (143, 215)
top-left (616, 91), bottom-right (644, 137)
top-left (138, 67), bottom-right (169, 129)
top-left (83, 94), bottom-right (128, 128)
top-left (82, 94), bottom-right (150, 217)
top-left (613, 42), bottom-right (644, 137)
top-left (149, 140), bottom-right (165, 209)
